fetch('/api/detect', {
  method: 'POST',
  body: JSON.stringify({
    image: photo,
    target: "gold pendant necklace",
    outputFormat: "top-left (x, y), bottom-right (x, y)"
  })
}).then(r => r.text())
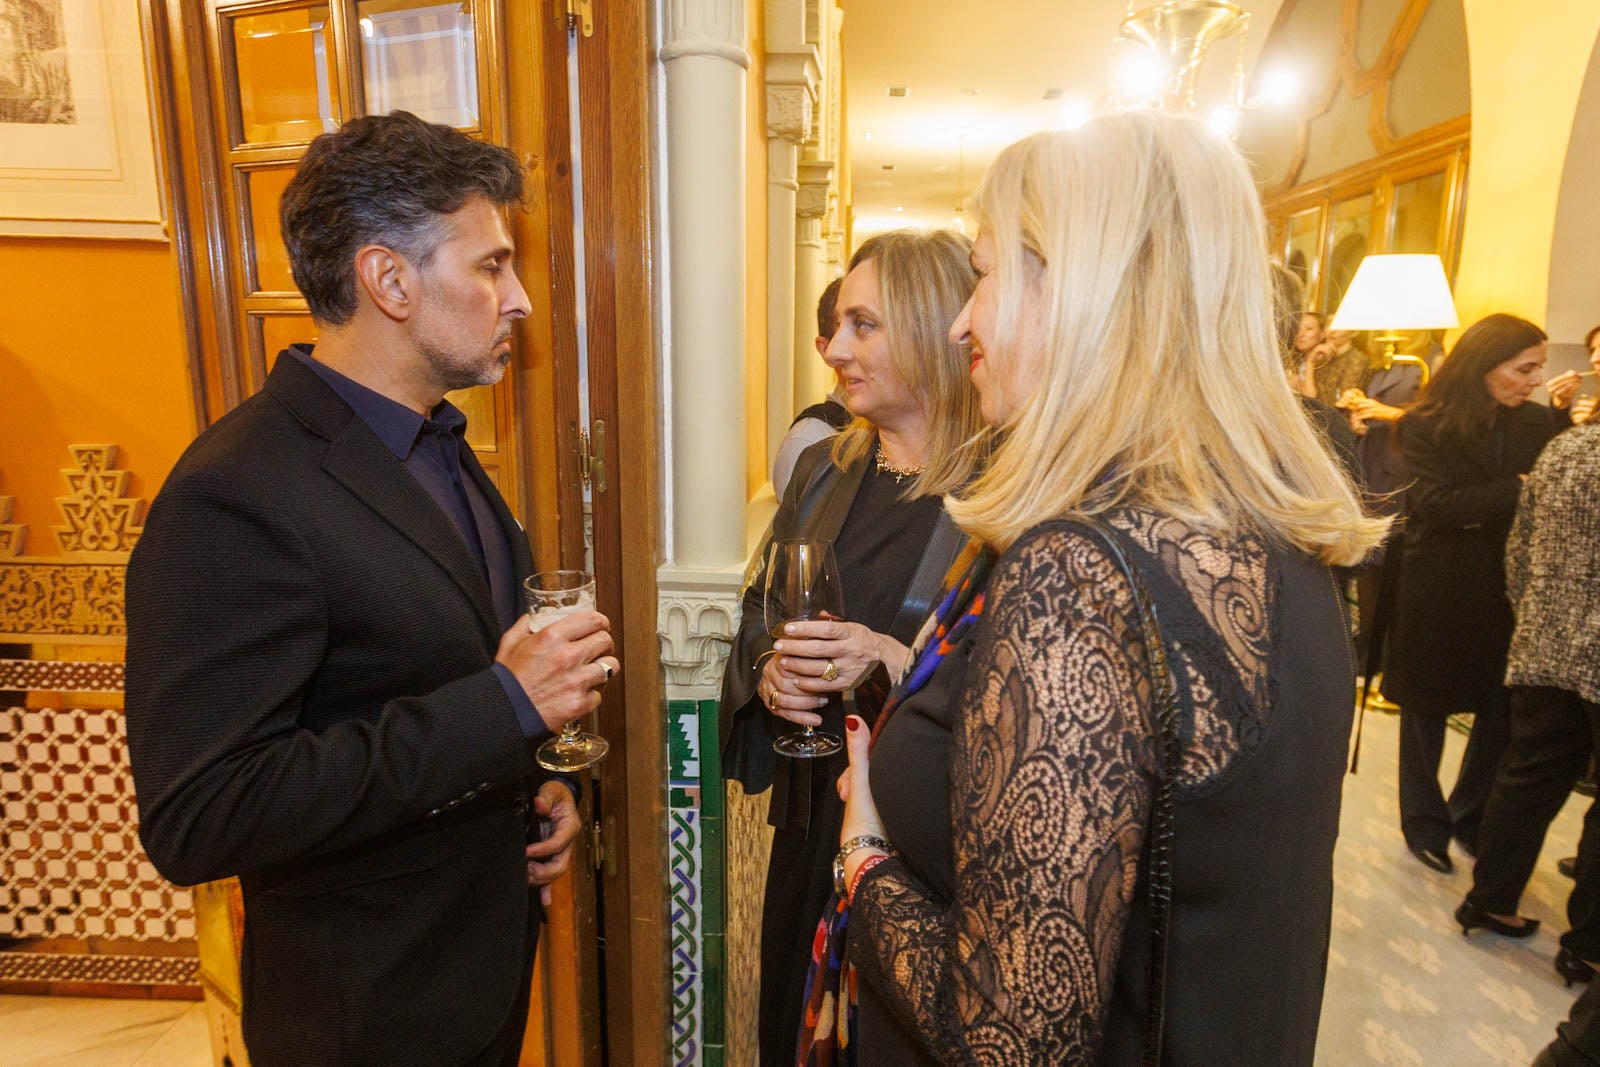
top-left (875, 449), bottom-right (926, 484)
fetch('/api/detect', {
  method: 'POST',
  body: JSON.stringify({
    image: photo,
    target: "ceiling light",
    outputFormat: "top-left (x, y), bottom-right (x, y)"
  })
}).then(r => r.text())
top-left (1255, 68), bottom-right (1301, 108)
top-left (1206, 104), bottom-right (1241, 138)
top-left (887, 85), bottom-right (908, 98)
top-left (1059, 96), bottom-right (1093, 130)
top-left (895, 206), bottom-right (904, 212)
top-left (1115, 50), bottom-right (1168, 103)
top-left (863, 131), bottom-right (872, 142)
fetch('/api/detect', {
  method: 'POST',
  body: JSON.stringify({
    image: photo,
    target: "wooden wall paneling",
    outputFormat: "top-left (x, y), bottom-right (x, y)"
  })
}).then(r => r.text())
top-left (504, 1), bottom-right (596, 1063)
top-left (159, 0), bottom-right (243, 425)
top-left (140, 0), bottom-right (208, 438)
top-left (573, 1), bottom-right (644, 1061)
top-left (590, 0), bottom-right (665, 1060)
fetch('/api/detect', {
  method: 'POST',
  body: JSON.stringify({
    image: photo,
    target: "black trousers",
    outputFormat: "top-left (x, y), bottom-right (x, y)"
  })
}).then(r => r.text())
top-left (1537, 969), bottom-right (1600, 1066)
top-left (1399, 686), bottom-right (1510, 853)
top-left (1467, 686), bottom-right (1600, 957)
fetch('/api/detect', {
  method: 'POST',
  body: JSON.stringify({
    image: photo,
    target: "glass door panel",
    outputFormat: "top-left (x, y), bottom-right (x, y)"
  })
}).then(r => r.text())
top-left (230, 6), bottom-right (340, 145)
top-left (1284, 205), bottom-right (1323, 300)
top-left (242, 165), bottom-right (303, 294)
top-left (1324, 193), bottom-right (1374, 316)
top-left (1390, 170), bottom-right (1447, 255)
top-left (357, 0), bottom-right (480, 128)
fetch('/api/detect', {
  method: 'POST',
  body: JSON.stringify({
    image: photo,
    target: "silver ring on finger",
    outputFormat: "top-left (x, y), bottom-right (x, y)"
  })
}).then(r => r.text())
top-left (599, 660), bottom-right (614, 685)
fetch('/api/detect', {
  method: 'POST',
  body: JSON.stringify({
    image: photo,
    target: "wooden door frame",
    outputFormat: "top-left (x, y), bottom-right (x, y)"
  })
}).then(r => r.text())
top-left (563, 0), bottom-right (667, 1061)
top-left (150, 0), bottom-right (666, 1061)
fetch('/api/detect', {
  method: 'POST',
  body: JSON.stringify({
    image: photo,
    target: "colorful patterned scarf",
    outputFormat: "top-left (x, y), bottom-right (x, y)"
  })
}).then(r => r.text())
top-left (795, 538), bottom-right (994, 1066)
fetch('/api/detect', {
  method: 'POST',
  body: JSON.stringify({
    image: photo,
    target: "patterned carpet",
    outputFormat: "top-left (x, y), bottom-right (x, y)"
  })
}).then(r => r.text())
top-left (1317, 709), bottom-right (1589, 1065)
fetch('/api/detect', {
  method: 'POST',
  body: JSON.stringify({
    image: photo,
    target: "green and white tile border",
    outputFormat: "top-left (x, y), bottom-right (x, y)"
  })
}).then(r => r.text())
top-left (660, 582), bottom-right (741, 1067)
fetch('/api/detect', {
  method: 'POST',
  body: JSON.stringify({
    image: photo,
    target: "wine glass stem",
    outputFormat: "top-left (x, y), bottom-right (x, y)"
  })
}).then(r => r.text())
top-left (563, 724), bottom-right (581, 741)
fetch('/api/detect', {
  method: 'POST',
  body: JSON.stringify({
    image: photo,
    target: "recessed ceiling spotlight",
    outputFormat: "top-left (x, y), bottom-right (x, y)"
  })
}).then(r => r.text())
top-left (895, 206), bottom-right (904, 212)
top-left (863, 131), bottom-right (873, 142)
top-left (881, 163), bottom-right (896, 172)
top-left (887, 85), bottom-right (908, 98)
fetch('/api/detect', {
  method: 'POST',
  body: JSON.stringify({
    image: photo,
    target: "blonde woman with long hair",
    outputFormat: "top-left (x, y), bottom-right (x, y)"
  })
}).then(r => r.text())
top-left (718, 229), bottom-right (981, 1066)
top-left (833, 112), bottom-right (1387, 1065)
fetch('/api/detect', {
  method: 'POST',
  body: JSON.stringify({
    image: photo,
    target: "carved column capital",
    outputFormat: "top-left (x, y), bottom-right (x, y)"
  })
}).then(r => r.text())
top-left (662, 0), bottom-right (750, 68)
top-left (796, 159), bottom-right (835, 219)
top-left (766, 84), bottom-right (813, 146)
top-left (658, 566), bottom-right (745, 692)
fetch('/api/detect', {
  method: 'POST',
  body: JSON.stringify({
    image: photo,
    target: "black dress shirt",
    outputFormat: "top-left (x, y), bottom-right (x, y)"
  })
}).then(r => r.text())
top-left (289, 346), bottom-right (546, 738)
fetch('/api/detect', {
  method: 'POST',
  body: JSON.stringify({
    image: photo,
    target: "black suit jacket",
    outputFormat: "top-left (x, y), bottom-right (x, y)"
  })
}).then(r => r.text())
top-left (126, 354), bottom-right (551, 1066)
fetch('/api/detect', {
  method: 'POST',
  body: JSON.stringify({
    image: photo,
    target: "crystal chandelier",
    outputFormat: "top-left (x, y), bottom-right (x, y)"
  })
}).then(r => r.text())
top-left (1114, 1), bottom-right (1250, 122)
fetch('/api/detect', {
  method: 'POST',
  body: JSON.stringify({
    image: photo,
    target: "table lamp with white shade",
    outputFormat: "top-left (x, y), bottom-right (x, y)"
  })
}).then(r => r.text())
top-left (1328, 253), bottom-right (1460, 386)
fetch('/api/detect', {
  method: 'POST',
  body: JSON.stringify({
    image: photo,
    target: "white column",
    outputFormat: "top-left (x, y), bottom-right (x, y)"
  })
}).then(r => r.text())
top-left (661, 0), bottom-right (750, 572)
top-left (794, 158), bottom-right (836, 407)
top-left (764, 49), bottom-right (818, 463)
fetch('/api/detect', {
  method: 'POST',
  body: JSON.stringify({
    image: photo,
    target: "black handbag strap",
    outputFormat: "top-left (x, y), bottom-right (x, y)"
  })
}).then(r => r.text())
top-left (1061, 517), bottom-right (1181, 1067)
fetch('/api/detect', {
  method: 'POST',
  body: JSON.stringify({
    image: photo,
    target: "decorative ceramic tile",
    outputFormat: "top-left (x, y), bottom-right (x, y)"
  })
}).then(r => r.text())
top-left (668, 699), bottom-right (703, 1067)
top-left (0, 706), bottom-right (195, 943)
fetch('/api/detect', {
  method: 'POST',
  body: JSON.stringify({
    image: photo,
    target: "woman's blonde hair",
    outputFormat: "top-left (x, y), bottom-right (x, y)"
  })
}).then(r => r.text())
top-left (948, 111), bottom-right (1387, 565)
top-left (830, 229), bottom-right (983, 497)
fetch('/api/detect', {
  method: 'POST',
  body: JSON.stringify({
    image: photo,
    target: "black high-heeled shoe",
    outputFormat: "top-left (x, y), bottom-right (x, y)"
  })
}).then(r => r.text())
top-left (1455, 900), bottom-right (1541, 939)
top-left (1557, 947), bottom-right (1597, 987)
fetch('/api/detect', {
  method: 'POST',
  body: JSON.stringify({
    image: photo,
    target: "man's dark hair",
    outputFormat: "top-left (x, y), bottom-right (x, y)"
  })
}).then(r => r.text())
top-left (816, 276), bottom-right (843, 339)
top-left (280, 111), bottom-right (525, 325)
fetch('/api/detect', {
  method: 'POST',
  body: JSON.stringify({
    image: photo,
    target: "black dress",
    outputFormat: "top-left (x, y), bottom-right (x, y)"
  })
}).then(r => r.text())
top-left (718, 437), bottom-right (960, 1066)
top-left (852, 508), bottom-right (1353, 1064)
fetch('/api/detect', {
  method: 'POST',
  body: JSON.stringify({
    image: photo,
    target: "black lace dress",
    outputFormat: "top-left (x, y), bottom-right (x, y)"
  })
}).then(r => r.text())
top-left (851, 508), bottom-right (1354, 1065)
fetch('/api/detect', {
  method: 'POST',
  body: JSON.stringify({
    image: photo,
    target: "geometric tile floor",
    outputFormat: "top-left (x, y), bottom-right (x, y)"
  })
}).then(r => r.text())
top-left (1318, 709), bottom-right (1590, 1065)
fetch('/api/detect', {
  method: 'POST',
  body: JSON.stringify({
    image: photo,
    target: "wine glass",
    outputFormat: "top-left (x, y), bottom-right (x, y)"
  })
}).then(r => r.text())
top-left (525, 569), bottom-right (611, 771)
top-left (765, 538), bottom-right (846, 759)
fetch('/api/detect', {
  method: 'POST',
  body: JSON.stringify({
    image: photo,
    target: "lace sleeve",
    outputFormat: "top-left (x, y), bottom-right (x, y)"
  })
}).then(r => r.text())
top-left (851, 524), bottom-right (1159, 1063)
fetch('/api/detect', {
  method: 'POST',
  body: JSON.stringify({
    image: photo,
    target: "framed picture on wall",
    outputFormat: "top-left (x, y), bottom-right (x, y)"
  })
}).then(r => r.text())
top-left (0, 0), bottom-right (165, 240)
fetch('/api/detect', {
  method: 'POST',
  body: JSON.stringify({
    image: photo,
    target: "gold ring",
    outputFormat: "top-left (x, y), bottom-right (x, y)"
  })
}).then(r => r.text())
top-left (822, 659), bottom-right (839, 682)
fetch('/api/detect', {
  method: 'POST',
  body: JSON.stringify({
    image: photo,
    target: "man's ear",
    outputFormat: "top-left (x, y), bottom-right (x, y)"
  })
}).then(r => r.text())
top-left (814, 336), bottom-right (829, 358)
top-left (353, 245), bottom-right (412, 323)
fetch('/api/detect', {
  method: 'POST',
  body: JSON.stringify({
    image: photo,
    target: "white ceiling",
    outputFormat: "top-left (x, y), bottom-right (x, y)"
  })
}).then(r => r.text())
top-left (841, 0), bottom-right (1287, 237)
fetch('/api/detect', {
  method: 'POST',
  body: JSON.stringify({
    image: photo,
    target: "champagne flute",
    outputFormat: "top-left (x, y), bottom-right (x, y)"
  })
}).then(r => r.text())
top-left (765, 538), bottom-right (845, 759)
top-left (525, 569), bottom-right (610, 771)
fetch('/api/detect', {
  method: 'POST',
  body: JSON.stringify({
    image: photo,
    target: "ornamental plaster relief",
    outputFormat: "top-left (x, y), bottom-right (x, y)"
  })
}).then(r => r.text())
top-left (658, 590), bottom-right (740, 690)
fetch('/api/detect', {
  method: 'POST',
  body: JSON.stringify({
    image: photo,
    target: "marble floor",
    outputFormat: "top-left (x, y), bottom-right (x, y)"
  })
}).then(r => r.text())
top-left (0, 994), bottom-right (210, 1066)
top-left (0, 709), bottom-right (1590, 1066)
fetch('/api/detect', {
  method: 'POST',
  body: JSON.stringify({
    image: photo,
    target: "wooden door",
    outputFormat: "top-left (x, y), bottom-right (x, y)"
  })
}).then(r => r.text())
top-left (152, 0), bottom-right (633, 1062)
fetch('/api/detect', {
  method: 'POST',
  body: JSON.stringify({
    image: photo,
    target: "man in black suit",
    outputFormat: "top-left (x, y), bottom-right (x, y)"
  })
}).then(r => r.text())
top-left (124, 112), bottom-right (617, 1066)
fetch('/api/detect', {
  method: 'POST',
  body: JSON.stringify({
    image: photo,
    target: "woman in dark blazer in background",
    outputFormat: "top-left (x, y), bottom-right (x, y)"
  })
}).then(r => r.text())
top-left (1387, 313), bottom-right (1572, 874)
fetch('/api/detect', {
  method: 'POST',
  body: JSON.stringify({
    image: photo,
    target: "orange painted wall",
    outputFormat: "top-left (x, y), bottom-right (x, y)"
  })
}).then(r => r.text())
top-left (0, 238), bottom-right (196, 554)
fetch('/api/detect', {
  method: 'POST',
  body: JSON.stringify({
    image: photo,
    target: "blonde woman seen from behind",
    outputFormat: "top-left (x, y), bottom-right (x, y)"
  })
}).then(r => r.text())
top-left (835, 112), bottom-right (1386, 1066)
